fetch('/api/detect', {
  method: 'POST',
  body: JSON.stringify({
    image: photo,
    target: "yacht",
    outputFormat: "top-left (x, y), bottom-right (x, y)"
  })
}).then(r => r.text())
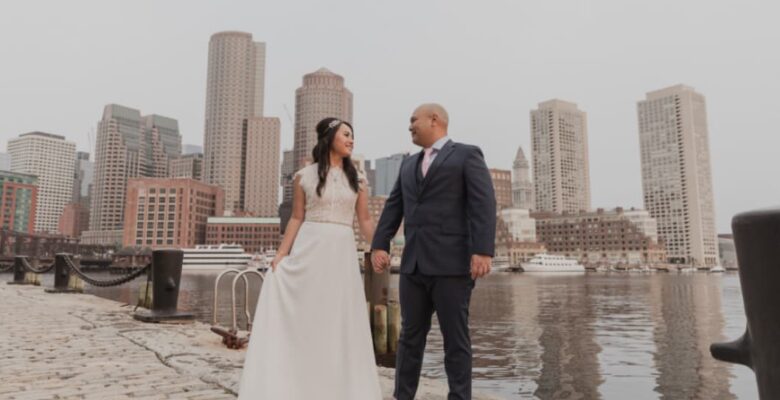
top-left (492, 255), bottom-right (511, 272)
top-left (181, 244), bottom-right (252, 271)
top-left (709, 265), bottom-right (726, 273)
top-left (521, 254), bottom-right (586, 273)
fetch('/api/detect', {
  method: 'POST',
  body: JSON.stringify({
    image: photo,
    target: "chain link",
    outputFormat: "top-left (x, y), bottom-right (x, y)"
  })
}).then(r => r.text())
top-left (64, 257), bottom-right (151, 287)
top-left (20, 258), bottom-right (56, 274)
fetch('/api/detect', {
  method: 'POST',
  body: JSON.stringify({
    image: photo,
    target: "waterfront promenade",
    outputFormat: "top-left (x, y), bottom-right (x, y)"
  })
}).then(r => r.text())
top-left (0, 283), bottom-right (500, 400)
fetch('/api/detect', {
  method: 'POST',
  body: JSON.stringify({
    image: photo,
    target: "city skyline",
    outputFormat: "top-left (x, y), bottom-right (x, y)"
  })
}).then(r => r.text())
top-left (2, 0), bottom-right (778, 233)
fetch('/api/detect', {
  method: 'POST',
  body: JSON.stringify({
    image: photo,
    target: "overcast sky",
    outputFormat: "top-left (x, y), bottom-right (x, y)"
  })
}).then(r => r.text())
top-left (1, 0), bottom-right (778, 233)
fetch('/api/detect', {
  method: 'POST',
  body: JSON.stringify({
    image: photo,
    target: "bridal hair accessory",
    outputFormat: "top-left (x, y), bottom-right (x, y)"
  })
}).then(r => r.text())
top-left (319, 119), bottom-right (342, 139)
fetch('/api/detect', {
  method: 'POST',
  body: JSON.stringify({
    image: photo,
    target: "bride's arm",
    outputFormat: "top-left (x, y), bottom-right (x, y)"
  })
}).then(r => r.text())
top-left (355, 182), bottom-right (374, 245)
top-left (272, 175), bottom-right (305, 269)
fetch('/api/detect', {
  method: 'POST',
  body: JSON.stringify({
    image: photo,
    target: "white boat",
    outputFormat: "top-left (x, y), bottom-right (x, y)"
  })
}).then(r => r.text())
top-left (709, 265), bottom-right (726, 273)
top-left (492, 255), bottom-right (511, 272)
top-left (521, 254), bottom-right (586, 273)
top-left (679, 266), bottom-right (697, 273)
top-left (181, 244), bottom-right (252, 270)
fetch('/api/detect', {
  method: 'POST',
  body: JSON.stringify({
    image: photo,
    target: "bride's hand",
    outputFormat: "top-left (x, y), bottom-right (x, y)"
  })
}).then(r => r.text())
top-left (271, 254), bottom-right (286, 272)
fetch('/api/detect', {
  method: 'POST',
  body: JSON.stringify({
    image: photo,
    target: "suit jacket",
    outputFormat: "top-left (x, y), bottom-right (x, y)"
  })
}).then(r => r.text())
top-left (372, 140), bottom-right (497, 276)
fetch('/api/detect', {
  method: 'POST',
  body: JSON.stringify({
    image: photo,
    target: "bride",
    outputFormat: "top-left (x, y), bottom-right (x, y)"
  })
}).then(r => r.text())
top-left (237, 117), bottom-right (383, 399)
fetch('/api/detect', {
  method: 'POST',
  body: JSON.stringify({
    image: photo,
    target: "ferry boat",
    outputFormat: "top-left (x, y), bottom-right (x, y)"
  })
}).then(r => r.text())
top-left (521, 254), bottom-right (586, 273)
top-left (181, 244), bottom-right (252, 270)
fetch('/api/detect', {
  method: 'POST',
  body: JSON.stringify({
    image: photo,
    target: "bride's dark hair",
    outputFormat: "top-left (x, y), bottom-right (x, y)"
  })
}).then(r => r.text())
top-left (312, 117), bottom-right (360, 197)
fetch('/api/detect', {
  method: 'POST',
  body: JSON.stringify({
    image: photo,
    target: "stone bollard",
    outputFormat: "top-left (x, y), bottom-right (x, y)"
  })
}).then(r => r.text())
top-left (68, 275), bottom-right (84, 292)
top-left (133, 249), bottom-right (193, 323)
top-left (7, 256), bottom-right (31, 285)
top-left (137, 281), bottom-right (153, 309)
top-left (45, 254), bottom-right (80, 294)
top-left (710, 207), bottom-right (780, 399)
top-left (373, 304), bottom-right (388, 355)
top-left (24, 272), bottom-right (40, 285)
top-left (388, 301), bottom-right (401, 353)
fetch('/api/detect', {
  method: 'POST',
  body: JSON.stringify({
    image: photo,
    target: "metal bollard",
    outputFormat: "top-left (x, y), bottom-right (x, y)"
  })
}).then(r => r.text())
top-left (45, 254), bottom-right (79, 294)
top-left (710, 208), bottom-right (780, 399)
top-left (133, 249), bottom-right (193, 322)
top-left (6, 256), bottom-right (31, 285)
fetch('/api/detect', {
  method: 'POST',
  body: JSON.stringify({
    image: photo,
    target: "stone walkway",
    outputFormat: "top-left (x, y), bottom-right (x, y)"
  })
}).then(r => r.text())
top-left (0, 283), bottom-right (501, 399)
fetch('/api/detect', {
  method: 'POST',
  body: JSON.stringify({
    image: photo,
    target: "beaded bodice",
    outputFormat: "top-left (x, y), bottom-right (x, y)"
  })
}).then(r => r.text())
top-left (295, 163), bottom-right (362, 226)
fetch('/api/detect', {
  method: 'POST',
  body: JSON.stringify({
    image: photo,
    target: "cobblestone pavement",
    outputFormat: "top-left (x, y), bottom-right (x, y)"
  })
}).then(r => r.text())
top-left (0, 283), bottom-right (501, 400)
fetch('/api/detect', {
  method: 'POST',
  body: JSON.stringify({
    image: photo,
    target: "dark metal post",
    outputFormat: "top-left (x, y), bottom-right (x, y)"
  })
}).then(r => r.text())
top-left (6, 256), bottom-right (30, 285)
top-left (45, 254), bottom-right (79, 293)
top-left (133, 249), bottom-right (193, 322)
top-left (711, 208), bottom-right (780, 399)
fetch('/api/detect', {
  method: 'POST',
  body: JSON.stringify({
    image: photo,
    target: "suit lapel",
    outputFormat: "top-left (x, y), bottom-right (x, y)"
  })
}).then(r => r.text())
top-left (418, 140), bottom-right (455, 198)
top-left (406, 151), bottom-right (423, 194)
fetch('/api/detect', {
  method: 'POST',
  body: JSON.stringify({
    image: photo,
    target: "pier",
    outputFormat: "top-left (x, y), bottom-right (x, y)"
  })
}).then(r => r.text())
top-left (0, 282), bottom-right (500, 399)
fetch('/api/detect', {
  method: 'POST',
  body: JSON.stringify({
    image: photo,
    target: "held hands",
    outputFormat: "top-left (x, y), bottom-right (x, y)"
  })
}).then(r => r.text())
top-left (370, 249), bottom-right (390, 273)
top-left (470, 254), bottom-right (492, 280)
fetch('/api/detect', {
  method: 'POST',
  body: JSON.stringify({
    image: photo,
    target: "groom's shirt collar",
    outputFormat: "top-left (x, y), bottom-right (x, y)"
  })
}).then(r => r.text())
top-left (428, 136), bottom-right (451, 152)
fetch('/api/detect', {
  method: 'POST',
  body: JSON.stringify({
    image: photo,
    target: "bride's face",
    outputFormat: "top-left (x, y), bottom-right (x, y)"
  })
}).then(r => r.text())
top-left (330, 124), bottom-right (354, 158)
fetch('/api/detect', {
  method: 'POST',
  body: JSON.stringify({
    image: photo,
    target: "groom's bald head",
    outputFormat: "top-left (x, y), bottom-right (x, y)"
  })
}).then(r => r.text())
top-left (409, 103), bottom-right (449, 148)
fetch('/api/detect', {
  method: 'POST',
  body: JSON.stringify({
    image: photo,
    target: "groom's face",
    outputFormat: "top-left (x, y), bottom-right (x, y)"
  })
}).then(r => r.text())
top-left (409, 109), bottom-right (433, 148)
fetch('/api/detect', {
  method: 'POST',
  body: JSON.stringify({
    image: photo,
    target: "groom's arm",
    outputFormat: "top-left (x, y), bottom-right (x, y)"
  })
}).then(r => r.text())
top-left (371, 164), bottom-right (405, 252)
top-left (464, 146), bottom-right (496, 257)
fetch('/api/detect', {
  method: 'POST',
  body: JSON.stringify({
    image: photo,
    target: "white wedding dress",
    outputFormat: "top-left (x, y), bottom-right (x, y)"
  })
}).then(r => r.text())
top-left (237, 164), bottom-right (382, 399)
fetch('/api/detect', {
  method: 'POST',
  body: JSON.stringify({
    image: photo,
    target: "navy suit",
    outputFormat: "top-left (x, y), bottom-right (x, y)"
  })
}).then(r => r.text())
top-left (372, 139), bottom-right (496, 400)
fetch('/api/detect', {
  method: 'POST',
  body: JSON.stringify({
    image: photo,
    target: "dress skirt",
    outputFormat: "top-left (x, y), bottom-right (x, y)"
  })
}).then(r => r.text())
top-left (237, 221), bottom-right (382, 399)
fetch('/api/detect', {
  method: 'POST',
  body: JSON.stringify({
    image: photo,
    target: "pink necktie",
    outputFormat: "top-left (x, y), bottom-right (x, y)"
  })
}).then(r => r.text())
top-left (422, 147), bottom-right (434, 177)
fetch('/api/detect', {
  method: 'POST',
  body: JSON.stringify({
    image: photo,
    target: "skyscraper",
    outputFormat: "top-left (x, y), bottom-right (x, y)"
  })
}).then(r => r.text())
top-left (280, 149), bottom-right (295, 205)
top-left (637, 84), bottom-right (718, 266)
top-left (511, 146), bottom-right (534, 209)
top-left (374, 153), bottom-right (407, 196)
top-left (203, 31), bottom-right (280, 215)
top-left (72, 151), bottom-right (93, 206)
top-left (530, 99), bottom-right (591, 214)
top-left (293, 68), bottom-right (353, 171)
top-left (82, 104), bottom-right (181, 246)
top-left (8, 132), bottom-right (76, 233)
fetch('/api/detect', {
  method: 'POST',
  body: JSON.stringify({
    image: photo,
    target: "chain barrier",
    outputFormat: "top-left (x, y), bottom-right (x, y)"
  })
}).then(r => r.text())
top-left (64, 256), bottom-right (150, 287)
top-left (20, 258), bottom-right (56, 274)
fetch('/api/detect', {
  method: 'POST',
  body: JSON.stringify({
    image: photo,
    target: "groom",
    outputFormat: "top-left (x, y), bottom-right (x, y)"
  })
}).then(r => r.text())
top-left (372, 103), bottom-right (496, 400)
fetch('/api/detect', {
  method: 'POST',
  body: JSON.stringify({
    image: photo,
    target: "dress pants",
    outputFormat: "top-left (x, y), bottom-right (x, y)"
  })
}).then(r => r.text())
top-left (394, 270), bottom-right (475, 400)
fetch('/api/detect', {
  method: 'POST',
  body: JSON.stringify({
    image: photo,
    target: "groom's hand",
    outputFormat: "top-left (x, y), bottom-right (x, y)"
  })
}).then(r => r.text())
top-left (371, 249), bottom-right (390, 273)
top-left (470, 254), bottom-right (492, 280)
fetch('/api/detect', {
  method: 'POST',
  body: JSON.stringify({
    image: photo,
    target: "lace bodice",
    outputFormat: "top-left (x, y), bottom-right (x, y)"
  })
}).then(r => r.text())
top-left (295, 163), bottom-right (363, 226)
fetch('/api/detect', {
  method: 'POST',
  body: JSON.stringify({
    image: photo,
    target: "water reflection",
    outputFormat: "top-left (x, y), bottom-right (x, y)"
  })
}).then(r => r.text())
top-left (532, 274), bottom-right (602, 399)
top-left (4, 271), bottom-right (757, 399)
top-left (649, 275), bottom-right (735, 399)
